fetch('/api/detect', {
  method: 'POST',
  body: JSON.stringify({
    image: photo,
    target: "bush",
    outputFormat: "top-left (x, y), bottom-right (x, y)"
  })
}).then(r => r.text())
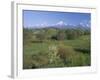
top-left (31, 53), bottom-right (49, 68)
top-left (23, 28), bottom-right (33, 42)
top-left (57, 44), bottom-right (75, 63)
top-left (65, 29), bottom-right (75, 39)
top-left (36, 33), bottom-right (46, 41)
top-left (71, 53), bottom-right (90, 66)
top-left (48, 45), bottom-right (59, 63)
top-left (23, 54), bottom-right (34, 69)
top-left (31, 45), bottom-right (64, 68)
top-left (74, 47), bottom-right (90, 53)
top-left (65, 29), bottom-right (85, 40)
top-left (57, 30), bottom-right (66, 40)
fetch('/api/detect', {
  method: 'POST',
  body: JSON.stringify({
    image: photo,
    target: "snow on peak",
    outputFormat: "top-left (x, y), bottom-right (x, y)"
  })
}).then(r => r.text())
top-left (56, 21), bottom-right (67, 25)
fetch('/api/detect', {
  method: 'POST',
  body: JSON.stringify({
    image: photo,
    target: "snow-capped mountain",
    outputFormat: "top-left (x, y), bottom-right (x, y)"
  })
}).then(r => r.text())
top-left (26, 21), bottom-right (90, 30)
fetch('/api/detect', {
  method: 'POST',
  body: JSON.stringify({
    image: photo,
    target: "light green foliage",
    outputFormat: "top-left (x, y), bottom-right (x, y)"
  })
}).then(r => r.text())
top-left (45, 28), bottom-right (58, 39)
top-left (48, 45), bottom-right (58, 63)
top-left (23, 28), bottom-right (91, 69)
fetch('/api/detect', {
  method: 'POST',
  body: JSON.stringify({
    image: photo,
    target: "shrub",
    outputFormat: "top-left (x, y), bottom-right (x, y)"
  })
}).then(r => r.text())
top-left (26, 45), bottom-right (65, 68)
top-left (65, 29), bottom-right (76, 40)
top-left (32, 54), bottom-right (49, 68)
top-left (48, 45), bottom-right (59, 63)
top-left (71, 53), bottom-right (90, 66)
top-left (65, 29), bottom-right (85, 40)
top-left (57, 44), bottom-right (75, 64)
top-left (23, 28), bottom-right (33, 42)
top-left (23, 54), bottom-right (35, 69)
top-left (57, 30), bottom-right (66, 40)
top-left (36, 33), bottom-right (46, 41)
top-left (74, 47), bottom-right (90, 53)
top-left (51, 35), bottom-right (58, 40)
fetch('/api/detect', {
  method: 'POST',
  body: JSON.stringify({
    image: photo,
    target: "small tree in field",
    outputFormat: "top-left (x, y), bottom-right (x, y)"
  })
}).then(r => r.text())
top-left (36, 33), bottom-right (46, 41)
top-left (23, 28), bottom-right (33, 42)
top-left (65, 29), bottom-right (85, 40)
top-left (57, 30), bottom-right (66, 40)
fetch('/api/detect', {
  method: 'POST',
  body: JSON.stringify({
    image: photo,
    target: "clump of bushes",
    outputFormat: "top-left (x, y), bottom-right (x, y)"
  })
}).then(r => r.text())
top-left (70, 53), bottom-right (90, 66)
top-left (23, 54), bottom-right (35, 69)
top-left (57, 44), bottom-right (75, 64)
top-left (32, 55), bottom-right (49, 68)
top-left (48, 45), bottom-right (62, 64)
top-left (23, 44), bottom-right (90, 69)
top-left (74, 47), bottom-right (90, 53)
top-left (30, 53), bottom-right (49, 69)
top-left (65, 29), bottom-right (85, 40)
top-left (30, 45), bottom-right (65, 68)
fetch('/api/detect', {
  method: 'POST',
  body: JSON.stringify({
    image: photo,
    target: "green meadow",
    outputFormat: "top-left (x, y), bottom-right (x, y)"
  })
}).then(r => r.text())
top-left (23, 27), bottom-right (90, 69)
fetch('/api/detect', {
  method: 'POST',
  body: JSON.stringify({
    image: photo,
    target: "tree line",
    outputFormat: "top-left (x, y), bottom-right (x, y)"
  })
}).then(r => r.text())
top-left (23, 27), bottom-right (90, 42)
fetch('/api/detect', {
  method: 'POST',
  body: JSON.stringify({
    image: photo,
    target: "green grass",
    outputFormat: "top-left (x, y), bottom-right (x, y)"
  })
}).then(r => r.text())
top-left (23, 35), bottom-right (91, 69)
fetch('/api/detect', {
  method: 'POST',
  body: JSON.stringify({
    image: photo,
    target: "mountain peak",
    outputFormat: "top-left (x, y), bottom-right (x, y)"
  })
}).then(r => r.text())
top-left (56, 21), bottom-right (67, 26)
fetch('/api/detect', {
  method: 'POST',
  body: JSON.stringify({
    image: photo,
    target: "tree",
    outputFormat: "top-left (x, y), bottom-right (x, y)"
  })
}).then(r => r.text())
top-left (23, 28), bottom-right (33, 42)
top-left (57, 30), bottom-right (66, 40)
top-left (65, 29), bottom-right (84, 40)
top-left (36, 32), bottom-right (46, 41)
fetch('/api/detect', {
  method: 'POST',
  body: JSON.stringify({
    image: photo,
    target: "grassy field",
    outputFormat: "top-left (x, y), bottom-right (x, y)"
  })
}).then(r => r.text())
top-left (23, 28), bottom-right (91, 69)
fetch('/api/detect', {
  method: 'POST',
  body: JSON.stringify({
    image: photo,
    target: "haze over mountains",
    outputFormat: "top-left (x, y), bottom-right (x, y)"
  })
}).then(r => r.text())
top-left (25, 21), bottom-right (90, 30)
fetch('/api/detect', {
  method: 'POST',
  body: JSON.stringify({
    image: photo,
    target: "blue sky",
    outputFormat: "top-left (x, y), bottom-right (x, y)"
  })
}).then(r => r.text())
top-left (23, 10), bottom-right (91, 28)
